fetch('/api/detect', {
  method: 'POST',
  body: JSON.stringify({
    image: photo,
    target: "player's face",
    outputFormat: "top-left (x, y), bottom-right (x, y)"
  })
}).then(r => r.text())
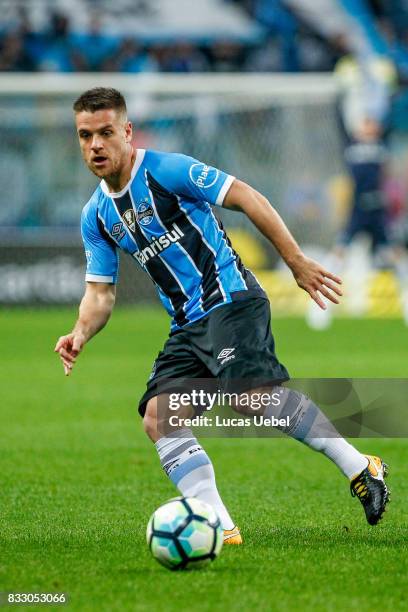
top-left (75, 109), bottom-right (132, 179)
top-left (357, 118), bottom-right (382, 142)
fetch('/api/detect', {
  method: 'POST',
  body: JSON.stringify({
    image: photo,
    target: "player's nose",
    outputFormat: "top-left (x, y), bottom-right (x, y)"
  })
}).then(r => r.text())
top-left (90, 135), bottom-right (104, 151)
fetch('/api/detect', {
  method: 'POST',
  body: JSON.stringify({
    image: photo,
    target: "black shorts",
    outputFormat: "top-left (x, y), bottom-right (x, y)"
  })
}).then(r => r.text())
top-left (138, 297), bottom-right (289, 416)
top-left (340, 206), bottom-right (389, 250)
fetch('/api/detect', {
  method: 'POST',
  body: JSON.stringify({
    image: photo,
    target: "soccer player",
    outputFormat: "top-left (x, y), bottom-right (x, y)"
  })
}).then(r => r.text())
top-left (55, 88), bottom-right (390, 543)
top-left (307, 115), bottom-right (408, 329)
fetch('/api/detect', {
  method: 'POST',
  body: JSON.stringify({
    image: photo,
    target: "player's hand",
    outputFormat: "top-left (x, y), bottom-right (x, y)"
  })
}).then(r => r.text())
top-left (290, 254), bottom-right (342, 310)
top-left (54, 332), bottom-right (86, 376)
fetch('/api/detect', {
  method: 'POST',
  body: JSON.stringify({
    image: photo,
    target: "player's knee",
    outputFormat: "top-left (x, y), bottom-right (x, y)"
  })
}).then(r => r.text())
top-left (229, 393), bottom-right (257, 416)
top-left (143, 398), bottom-right (159, 442)
top-left (231, 400), bottom-right (251, 415)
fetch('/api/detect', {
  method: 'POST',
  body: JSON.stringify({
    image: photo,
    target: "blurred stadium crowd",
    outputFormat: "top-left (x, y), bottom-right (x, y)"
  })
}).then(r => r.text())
top-left (0, 0), bottom-right (407, 76)
top-left (1, 0), bottom-right (408, 316)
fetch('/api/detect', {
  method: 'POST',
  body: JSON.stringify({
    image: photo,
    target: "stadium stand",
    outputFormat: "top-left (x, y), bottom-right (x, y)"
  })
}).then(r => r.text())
top-left (0, 0), bottom-right (407, 75)
top-left (0, 0), bottom-right (407, 316)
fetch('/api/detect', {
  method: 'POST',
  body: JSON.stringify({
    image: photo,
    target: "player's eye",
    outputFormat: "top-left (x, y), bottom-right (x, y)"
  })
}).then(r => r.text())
top-left (80, 132), bottom-right (90, 139)
top-left (103, 130), bottom-right (112, 136)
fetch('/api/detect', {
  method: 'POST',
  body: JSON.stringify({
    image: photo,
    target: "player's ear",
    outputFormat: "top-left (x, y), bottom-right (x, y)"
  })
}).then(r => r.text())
top-left (125, 120), bottom-right (133, 143)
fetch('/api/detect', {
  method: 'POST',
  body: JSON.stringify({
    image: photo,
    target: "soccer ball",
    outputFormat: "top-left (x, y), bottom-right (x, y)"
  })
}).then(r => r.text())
top-left (146, 497), bottom-right (223, 570)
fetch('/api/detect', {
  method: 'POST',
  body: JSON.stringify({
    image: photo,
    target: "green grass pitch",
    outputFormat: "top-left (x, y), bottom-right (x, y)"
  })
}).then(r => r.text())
top-left (1, 309), bottom-right (407, 611)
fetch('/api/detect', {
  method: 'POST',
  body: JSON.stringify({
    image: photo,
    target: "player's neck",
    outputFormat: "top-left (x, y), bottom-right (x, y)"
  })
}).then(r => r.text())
top-left (104, 148), bottom-right (137, 193)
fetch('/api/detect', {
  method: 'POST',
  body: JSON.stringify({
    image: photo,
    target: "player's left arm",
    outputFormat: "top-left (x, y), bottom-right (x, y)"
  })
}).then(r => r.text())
top-left (223, 179), bottom-right (342, 309)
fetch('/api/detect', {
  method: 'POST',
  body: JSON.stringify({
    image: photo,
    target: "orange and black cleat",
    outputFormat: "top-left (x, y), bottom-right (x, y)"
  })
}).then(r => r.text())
top-left (223, 526), bottom-right (243, 545)
top-left (350, 455), bottom-right (390, 525)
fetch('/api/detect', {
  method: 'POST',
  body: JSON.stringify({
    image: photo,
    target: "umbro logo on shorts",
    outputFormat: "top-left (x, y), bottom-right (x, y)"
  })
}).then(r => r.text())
top-left (217, 347), bottom-right (235, 365)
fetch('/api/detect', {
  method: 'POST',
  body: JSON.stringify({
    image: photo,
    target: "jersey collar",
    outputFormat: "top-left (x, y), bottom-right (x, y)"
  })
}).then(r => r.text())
top-left (100, 148), bottom-right (145, 198)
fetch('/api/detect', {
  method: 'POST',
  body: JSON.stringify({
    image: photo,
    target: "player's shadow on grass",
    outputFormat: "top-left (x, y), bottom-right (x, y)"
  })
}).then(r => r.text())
top-left (117, 564), bottom-right (233, 576)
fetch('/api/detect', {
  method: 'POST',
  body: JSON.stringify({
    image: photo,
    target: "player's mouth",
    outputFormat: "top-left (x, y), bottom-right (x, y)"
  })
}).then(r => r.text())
top-left (92, 155), bottom-right (109, 167)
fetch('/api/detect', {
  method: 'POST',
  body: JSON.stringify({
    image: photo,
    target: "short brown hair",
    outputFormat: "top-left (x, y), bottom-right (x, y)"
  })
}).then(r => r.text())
top-left (73, 87), bottom-right (127, 115)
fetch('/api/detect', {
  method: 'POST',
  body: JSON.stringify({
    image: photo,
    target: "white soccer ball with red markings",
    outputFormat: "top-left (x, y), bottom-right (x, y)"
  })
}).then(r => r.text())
top-left (146, 497), bottom-right (223, 570)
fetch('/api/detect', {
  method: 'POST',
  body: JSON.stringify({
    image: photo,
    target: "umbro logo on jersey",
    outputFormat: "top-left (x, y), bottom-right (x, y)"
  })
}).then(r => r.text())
top-left (217, 347), bottom-right (235, 365)
top-left (123, 208), bottom-right (136, 232)
top-left (111, 221), bottom-right (126, 241)
top-left (134, 223), bottom-right (184, 267)
top-left (136, 200), bottom-right (154, 226)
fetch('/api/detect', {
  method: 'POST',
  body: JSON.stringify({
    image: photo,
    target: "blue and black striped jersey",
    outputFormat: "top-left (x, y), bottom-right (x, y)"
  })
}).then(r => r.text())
top-left (81, 149), bottom-right (265, 330)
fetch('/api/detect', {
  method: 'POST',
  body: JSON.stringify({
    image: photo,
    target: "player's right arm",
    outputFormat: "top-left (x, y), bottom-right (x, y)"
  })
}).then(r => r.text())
top-left (55, 197), bottom-right (119, 375)
top-left (55, 282), bottom-right (116, 375)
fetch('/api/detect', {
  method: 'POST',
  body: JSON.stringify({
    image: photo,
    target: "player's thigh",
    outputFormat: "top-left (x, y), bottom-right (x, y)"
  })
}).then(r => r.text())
top-left (208, 297), bottom-right (289, 393)
top-left (370, 212), bottom-right (389, 253)
top-left (341, 207), bottom-right (367, 244)
top-left (138, 332), bottom-right (211, 420)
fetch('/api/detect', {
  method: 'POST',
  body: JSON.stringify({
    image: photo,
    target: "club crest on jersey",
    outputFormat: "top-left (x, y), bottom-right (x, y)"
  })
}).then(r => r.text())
top-left (136, 200), bottom-right (154, 226)
top-left (122, 209), bottom-right (136, 232)
top-left (189, 163), bottom-right (219, 189)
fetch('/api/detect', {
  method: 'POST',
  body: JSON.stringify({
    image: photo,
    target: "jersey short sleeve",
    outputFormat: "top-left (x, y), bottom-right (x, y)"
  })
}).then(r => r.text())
top-left (81, 202), bottom-right (119, 284)
top-left (150, 152), bottom-right (235, 206)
